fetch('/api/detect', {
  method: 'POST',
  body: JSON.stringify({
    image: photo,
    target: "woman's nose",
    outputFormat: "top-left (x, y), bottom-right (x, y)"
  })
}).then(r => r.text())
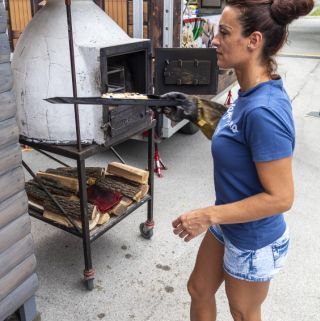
top-left (211, 35), bottom-right (219, 48)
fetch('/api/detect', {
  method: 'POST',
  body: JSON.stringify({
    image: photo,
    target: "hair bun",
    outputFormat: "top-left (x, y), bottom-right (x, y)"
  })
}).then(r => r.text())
top-left (270, 0), bottom-right (314, 25)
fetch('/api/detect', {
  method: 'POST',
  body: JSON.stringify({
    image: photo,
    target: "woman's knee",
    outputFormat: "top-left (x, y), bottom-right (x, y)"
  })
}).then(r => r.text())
top-left (229, 304), bottom-right (261, 321)
top-left (187, 272), bottom-right (218, 301)
top-left (229, 305), bottom-right (245, 321)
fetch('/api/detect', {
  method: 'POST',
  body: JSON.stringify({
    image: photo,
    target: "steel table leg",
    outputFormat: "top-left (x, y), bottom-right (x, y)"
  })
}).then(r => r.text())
top-left (77, 159), bottom-right (95, 290)
top-left (140, 125), bottom-right (155, 239)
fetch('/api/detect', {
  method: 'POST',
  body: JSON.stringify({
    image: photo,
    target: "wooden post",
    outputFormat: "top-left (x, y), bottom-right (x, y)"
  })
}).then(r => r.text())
top-left (4, 0), bottom-right (14, 52)
top-left (148, 0), bottom-right (181, 54)
top-left (0, 5), bottom-right (39, 318)
top-left (172, 0), bottom-right (181, 47)
top-left (94, 0), bottom-right (105, 10)
top-left (30, 0), bottom-right (40, 16)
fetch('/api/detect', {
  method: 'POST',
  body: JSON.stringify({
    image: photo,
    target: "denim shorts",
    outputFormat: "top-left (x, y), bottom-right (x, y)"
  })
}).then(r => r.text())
top-left (209, 225), bottom-right (290, 282)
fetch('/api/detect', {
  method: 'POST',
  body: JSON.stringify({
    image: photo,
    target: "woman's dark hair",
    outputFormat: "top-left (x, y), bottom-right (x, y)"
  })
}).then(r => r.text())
top-left (226, 0), bottom-right (314, 77)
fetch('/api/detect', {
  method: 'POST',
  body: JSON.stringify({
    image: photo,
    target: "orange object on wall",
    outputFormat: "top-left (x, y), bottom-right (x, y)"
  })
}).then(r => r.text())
top-left (9, 0), bottom-right (32, 48)
top-left (105, 0), bottom-right (128, 33)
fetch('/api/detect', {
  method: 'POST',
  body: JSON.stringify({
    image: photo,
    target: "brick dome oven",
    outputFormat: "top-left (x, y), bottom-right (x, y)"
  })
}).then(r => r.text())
top-left (12, 0), bottom-right (151, 145)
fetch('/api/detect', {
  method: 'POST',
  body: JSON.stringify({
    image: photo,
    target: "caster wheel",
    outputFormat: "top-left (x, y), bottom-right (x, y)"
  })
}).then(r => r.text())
top-left (85, 278), bottom-right (94, 291)
top-left (140, 222), bottom-right (154, 239)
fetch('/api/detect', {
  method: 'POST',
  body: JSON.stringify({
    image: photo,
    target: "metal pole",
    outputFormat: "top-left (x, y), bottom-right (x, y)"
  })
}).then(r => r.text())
top-left (163, 0), bottom-right (174, 48)
top-left (147, 125), bottom-right (154, 222)
top-left (133, 0), bottom-right (144, 38)
top-left (110, 147), bottom-right (126, 164)
top-left (65, 0), bottom-right (82, 152)
top-left (33, 148), bottom-right (71, 168)
top-left (30, 0), bottom-right (39, 16)
top-left (77, 158), bottom-right (95, 289)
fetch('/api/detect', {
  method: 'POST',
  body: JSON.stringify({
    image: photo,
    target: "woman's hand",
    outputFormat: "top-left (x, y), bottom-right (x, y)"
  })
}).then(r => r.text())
top-left (172, 208), bottom-right (212, 242)
top-left (160, 92), bottom-right (197, 123)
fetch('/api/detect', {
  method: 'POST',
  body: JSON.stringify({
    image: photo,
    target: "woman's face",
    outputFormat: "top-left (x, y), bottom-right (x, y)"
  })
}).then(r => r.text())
top-left (212, 6), bottom-right (252, 70)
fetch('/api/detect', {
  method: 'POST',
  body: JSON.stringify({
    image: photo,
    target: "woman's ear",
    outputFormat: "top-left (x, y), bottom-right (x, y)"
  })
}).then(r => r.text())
top-left (248, 31), bottom-right (263, 50)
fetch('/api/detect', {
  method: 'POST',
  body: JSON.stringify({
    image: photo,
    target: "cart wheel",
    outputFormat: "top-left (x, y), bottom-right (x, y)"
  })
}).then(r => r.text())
top-left (85, 278), bottom-right (94, 291)
top-left (140, 222), bottom-right (154, 239)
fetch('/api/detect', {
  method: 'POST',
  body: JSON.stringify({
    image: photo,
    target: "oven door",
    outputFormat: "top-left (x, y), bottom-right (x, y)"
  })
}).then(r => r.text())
top-left (154, 48), bottom-right (219, 95)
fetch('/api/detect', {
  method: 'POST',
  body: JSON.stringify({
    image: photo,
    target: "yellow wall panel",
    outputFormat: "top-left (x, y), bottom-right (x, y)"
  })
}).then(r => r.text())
top-left (9, 0), bottom-right (32, 47)
top-left (105, 0), bottom-right (128, 33)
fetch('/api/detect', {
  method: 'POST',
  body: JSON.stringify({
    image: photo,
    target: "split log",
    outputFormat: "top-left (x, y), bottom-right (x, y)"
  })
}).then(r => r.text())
top-left (28, 200), bottom-right (44, 213)
top-left (45, 167), bottom-right (104, 180)
top-left (110, 197), bottom-right (133, 216)
top-left (43, 196), bottom-right (97, 221)
top-left (140, 184), bottom-right (149, 199)
top-left (25, 183), bottom-right (48, 204)
top-left (95, 175), bottom-right (144, 201)
top-left (43, 210), bottom-right (100, 231)
top-left (36, 172), bottom-right (79, 193)
top-left (26, 180), bottom-right (74, 200)
top-left (97, 212), bottom-right (110, 225)
top-left (107, 162), bottom-right (149, 184)
top-left (26, 180), bottom-right (73, 198)
top-left (25, 182), bottom-right (72, 207)
top-left (25, 182), bottom-right (97, 220)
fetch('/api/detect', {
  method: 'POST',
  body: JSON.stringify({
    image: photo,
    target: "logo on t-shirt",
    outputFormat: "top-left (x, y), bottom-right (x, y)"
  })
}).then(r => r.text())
top-left (222, 104), bottom-right (238, 133)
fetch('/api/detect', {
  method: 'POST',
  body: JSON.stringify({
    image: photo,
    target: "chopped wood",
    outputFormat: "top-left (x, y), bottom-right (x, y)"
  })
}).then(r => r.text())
top-left (43, 210), bottom-right (100, 231)
top-left (110, 197), bottom-right (133, 216)
top-left (95, 175), bottom-right (143, 201)
top-left (28, 200), bottom-right (44, 212)
top-left (36, 172), bottom-right (79, 193)
top-left (25, 182), bottom-right (48, 204)
top-left (107, 162), bottom-right (149, 184)
top-left (27, 179), bottom-right (73, 197)
top-left (140, 184), bottom-right (149, 199)
top-left (43, 196), bottom-right (97, 221)
top-left (97, 212), bottom-right (111, 225)
top-left (46, 167), bottom-right (104, 180)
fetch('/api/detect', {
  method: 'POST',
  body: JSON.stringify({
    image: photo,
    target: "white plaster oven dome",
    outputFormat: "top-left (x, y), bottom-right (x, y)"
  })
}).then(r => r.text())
top-left (12, 0), bottom-right (147, 144)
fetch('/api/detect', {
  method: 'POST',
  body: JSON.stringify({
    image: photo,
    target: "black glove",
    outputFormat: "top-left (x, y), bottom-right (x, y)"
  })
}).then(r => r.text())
top-left (160, 92), bottom-right (197, 123)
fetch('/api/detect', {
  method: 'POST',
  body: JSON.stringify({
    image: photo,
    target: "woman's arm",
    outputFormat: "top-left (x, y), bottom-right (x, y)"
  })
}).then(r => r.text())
top-left (172, 156), bottom-right (294, 242)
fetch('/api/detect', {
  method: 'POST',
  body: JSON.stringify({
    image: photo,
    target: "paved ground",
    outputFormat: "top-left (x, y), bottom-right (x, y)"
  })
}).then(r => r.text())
top-left (19, 16), bottom-right (320, 321)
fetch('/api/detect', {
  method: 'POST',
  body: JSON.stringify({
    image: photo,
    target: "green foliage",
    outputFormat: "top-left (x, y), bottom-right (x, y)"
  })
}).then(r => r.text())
top-left (310, 7), bottom-right (320, 16)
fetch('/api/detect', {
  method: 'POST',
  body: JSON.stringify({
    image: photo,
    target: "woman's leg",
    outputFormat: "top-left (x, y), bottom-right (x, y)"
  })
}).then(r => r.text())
top-left (224, 273), bottom-right (270, 321)
top-left (188, 230), bottom-right (225, 321)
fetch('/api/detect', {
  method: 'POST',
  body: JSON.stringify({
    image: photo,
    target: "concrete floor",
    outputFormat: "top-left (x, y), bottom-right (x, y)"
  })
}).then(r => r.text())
top-left (21, 17), bottom-right (320, 321)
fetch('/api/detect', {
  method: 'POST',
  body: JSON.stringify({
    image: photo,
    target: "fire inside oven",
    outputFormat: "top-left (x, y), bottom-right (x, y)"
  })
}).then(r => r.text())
top-left (100, 43), bottom-right (152, 139)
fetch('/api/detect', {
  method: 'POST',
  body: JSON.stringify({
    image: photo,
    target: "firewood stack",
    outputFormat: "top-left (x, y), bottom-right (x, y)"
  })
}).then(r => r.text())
top-left (25, 162), bottom-right (149, 231)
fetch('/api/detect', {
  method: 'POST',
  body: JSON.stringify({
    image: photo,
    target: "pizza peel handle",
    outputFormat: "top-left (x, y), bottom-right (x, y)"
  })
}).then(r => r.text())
top-left (44, 96), bottom-right (182, 107)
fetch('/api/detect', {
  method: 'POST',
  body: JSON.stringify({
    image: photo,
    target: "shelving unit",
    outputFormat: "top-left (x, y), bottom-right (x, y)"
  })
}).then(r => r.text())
top-left (20, 0), bottom-right (156, 291)
top-left (21, 121), bottom-right (155, 291)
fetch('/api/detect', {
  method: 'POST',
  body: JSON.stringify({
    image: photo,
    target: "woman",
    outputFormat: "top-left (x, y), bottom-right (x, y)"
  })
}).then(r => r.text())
top-left (161, 1), bottom-right (314, 320)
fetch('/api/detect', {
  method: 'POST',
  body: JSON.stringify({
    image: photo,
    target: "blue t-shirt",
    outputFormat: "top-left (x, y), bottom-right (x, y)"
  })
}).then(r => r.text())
top-left (211, 79), bottom-right (295, 250)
